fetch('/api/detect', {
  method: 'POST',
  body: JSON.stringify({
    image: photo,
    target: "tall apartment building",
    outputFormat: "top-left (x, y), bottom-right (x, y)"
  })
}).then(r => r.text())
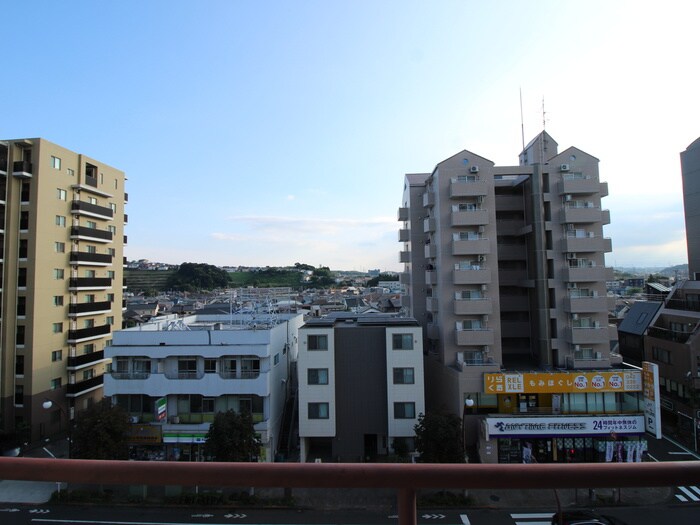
top-left (681, 137), bottom-right (700, 280)
top-left (0, 138), bottom-right (127, 443)
top-left (399, 133), bottom-right (647, 463)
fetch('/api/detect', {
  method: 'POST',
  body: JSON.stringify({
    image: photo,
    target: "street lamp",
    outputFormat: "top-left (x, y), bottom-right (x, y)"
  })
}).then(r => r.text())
top-left (463, 396), bottom-right (476, 462)
top-left (42, 400), bottom-right (72, 458)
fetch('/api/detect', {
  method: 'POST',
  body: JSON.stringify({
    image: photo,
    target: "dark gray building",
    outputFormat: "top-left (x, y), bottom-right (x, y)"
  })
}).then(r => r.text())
top-left (681, 137), bottom-right (700, 279)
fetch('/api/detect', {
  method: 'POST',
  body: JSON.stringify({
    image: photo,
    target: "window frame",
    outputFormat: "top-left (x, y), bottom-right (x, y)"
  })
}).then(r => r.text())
top-left (392, 333), bottom-right (414, 350)
top-left (307, 368), bottom-right (329, 385)
top-left (394, 401), bottom-right (416, 419)
top-left (307, 334), bottom-right (328, 351)
top-left (308, 402), bottom-right (329, 419)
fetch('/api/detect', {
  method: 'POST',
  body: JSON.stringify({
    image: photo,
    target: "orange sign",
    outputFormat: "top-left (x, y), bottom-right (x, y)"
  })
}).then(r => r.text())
top-left (484, 370), bottom-right (642, 394)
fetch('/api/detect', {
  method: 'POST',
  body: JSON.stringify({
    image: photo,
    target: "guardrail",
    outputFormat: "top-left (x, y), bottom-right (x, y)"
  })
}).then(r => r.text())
top-left (0, 459), bottom-right (699, 524)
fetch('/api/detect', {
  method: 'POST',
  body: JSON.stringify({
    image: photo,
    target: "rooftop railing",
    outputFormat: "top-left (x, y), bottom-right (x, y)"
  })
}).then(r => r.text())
top-left (0, 459), bottom-right (698, 525)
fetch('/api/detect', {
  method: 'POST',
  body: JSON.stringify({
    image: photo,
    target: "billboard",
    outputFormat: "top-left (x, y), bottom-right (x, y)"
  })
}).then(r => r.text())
top-left (642, 361), bottom-right (662, 439)
top-left (484, 370), bottom-right (643, 394)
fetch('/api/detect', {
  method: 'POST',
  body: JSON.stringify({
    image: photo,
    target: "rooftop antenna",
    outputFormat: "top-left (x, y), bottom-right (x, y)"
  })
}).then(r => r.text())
top-left (541, 96), bottom-right (548, 159)
top-left (519, 88), bottom-right (525, 151)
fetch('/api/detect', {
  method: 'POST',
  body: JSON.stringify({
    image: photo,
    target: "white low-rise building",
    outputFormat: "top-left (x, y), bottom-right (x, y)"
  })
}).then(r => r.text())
top-left (104, 312), bottom-right (303, 461)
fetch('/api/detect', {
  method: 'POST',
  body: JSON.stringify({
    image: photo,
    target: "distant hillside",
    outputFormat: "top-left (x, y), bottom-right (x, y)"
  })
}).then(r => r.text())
top-left (125, 269), bottom-right (175, 292)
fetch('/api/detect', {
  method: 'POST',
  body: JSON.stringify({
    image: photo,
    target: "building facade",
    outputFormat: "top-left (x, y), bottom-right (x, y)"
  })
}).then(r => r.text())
top-left (298, 313), bottom-right (425, 462)
top-left (104, 312), bottom-right (303, 461)
top-left (399, 132), bottom-right (647, 463)
top-left (681, 137), bottom-right (700, 280)
top-left (0, 138), bottom-right (127, 443)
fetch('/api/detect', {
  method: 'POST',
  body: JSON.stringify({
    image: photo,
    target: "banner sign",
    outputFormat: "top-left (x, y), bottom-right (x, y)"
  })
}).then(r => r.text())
top-left (485, 415), bottom-right (644, 438)
top-left (484, 370), bottom-right (642, 394)
top-left (642, 362), bottom-right (662, 439)
top-left (156, 397), bottom-right (167, 422)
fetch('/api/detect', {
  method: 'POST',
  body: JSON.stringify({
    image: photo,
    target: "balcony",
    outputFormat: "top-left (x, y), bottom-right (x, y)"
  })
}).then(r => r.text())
top-left (397, 207), bottom-right (408, 221)
top-left (69, 251), bottom-right (113, 266)
top-left (424, 243), bottom-right (437, 258)
top-left (565, 326), bottom-right (612, 345)
top-left (12, 161), bottom-right (32, 179)
top-left (69, 277), bottom-right (112, 291)
top-left (561, 235), bottom-right (612, 253)
top-left (498, 269), bottom-right (527, 286)
top-left (69, 300), bottom-right (113, 317)
top-left (67, 323), bottom-right (111, 343)
top-left (647, 326), bottom-right (692, 343)
top-left (561, 205), bottom-right (611, 225)
top-left (449, 178), bottom-right (488, 198)
top-left (563, 295), bottom-right (614, 313)
top-left (454, 298), bottom-right (492, 315)
top-left (66, 374), bottom-right (103, 397)
top-left (563, 265), bottom-right (614, 283)
top-left (495, 219), bottom-right (525, 236)
top-left (452, 238), bottom-right (490, 256)
top-left (399, 250), bottom-right (411, 264)
top-left (422, 192), bottom-right (435, 207)
top-left (451, 209), bottom-right (489, 227)
top-left (71, 201), bottom-right (114, 220)
top-left (425, 270), bottom-right (437, 285)
top-left (453, 267), bottom-right (491, 285)
top-left (399, 271), bottom-right (410, 285)
top-left (500, 320), bottom-right (530, 338)
top-left (494, 194), bottom-right (522, 211)
top-left (423, 217), bottom-right (436, 233)
top-left (124, 213), bottom-right (128, 224)
top-left (560, 174), bottom-right (602, 195)
top-left (565, 354), bottom-right (609, 370)
top-left (456, 328), bottom-right (494, 346)
top-left (70, 226), bottom-right (113, 243)
top-left (67, 350), bottom-right (105, 370)
top-left (398, 228), bottom-right (409, 242)
top-left (124, 192), bottom-right (129, 202)
top-left (426, 297), bottom-right (439, 313)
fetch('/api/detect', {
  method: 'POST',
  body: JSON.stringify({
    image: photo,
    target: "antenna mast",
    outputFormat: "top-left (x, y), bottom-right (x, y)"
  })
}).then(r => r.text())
top-left (520, 88), bottom-right (525, 151)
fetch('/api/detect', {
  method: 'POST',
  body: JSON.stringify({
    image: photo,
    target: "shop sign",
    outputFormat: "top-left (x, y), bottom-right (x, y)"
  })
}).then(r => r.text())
top-left (643, 361), bottom-right (662, 439)
top-left (484, 370), bottom-right (642, 394)
top-left (163, 431), bottom-right (207, 444)
top-left (156, 397), bottom-right (167, 422)
top-left (485, 415), bottom-right (644, 438)
top-left (128, 424), bottom-right (163, 444)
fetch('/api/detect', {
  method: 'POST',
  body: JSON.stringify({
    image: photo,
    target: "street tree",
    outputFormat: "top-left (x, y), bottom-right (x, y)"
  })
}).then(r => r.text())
top-left (204, 410), bottom-right (261, 462)
top-left (72, 399), bottom-right (130, 460)
top-left (414, 411), bottom-right (465, 463)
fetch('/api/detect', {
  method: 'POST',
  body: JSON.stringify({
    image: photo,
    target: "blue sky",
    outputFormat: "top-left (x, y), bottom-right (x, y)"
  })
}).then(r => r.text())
top-left (3, 1), bottom-right (699, 271)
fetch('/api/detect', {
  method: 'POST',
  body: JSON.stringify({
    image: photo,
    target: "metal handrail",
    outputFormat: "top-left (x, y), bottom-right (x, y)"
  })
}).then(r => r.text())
top-left (0, 459), bottom-right (699, 525)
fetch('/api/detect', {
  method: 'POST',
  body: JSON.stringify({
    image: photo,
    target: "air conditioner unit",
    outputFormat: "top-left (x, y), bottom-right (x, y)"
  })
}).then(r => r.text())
top-left (574, 345), bottom-right (581, 351)
top-left (560, 164), bottom-right (570, 172)
top-left (470, 166), bottom-right (479, 173)
top-left (481, 284), bottom-right (488, 291)
top-left (572, 313), bottom-right (579, 320)
top-left (478, 225), bottom-right (485, 233)
top-left (565, 194), bottom-right (572, 201)
top-left (587, 232), bottom-right (595, 238)
top-left (594, 321), bottom-right (600, 328)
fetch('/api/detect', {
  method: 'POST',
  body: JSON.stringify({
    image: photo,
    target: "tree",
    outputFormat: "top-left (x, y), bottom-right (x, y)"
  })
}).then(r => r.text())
top-left (204, 410), bottom-right (262, 462)
top-left (166, 262), bottom-right (230, 291)
top-left (71, 399), bottom-right (130, 460)
top-left (367, 273), bottom-right (400, 287)
top-left (414, 411), bottom-right (465, 463)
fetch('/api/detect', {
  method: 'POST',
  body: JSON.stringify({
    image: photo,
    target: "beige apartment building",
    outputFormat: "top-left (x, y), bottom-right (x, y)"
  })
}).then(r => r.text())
top-left (398, 133), bottom-right (646, 464)
top-left (0, 138), bottom-right (126, 444)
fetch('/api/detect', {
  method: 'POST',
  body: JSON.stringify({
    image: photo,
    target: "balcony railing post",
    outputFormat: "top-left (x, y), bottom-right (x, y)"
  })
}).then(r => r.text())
top-left (397, 487), bottom-right (416, 525)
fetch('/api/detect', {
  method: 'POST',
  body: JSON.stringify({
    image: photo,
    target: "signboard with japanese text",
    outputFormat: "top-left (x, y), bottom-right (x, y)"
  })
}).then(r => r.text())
top-left (484, 370), bottom-right (642, 394)
top-left (485, 415), bottom-right (645, 438)
top-left (156, 397), bottom-right (167, 422)
top-left (642, 361), bottom-right (662, 439)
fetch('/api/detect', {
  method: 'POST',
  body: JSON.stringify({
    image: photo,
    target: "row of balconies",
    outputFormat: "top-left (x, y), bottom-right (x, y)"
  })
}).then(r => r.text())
top-left (104, 370), bottom-right (269, 397)
top-left (71, 201), bottom-right (113, 220)
top-left (561, 235), bottom-right (612, 253)
top-left (70, 225), bottom-right (113, 243)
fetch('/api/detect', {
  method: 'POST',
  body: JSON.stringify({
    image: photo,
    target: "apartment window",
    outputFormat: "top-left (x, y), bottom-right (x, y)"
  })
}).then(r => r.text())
top-left (83, 343), bottom-right (95, 354)
top-left (54, 242), bottom-right (65, 253)
top-left (51, 156), bottom-right (61, 169)
top-left (393, 367), bottom-right (415, 385)
top-left (107, 293), bottom-right (115, 302)
top-left (85, 269), bottom-right (96, 278)
top-left (52, 322), bottom-right (63, 333)
top-left (82, 294), bottom-right (95, 304)
top-left (83, 369), bottom-right (94, 381)
top-left (83, 319), bottom-right (94, 329)
top-left (87, 220), bottom-right (97, 229)
top-left (67, 168), bottom-right (75, 177)
top-left (394, 402), bottom-right (416, 419)
top-left (110, 203), bottom-right (117, 212)
top-left (652, 346), bottom-right (672, 364)
top-left (308, 368), bottom-right (329, 385)
top-left (15, 355), bottom-right (24, 375)
top-left (55, 215), bottom-right (66, 227)
top-left (308, 402), bottom-right (329, 419)
top-left (19, 239), bottom-right (28, 258)
top-left (15, 325), bottom-right (25, 345)
top-left (273, 353), bottom-right (280, 365)
top-left (86, 245), bottom-right (96, 254)
top-left (50, 378), bottom-right (62, 390)
top-left (18, 268), bottom-right (27, 287)
top-left (308, 334), bottom-right (328, 351)
top-left (108, 225), bottom-right (117, 234)
top-left (14, 385), bottom-right (23, 405)
top-left (57, 188), bottom-right (67, 201)
top-left (204, 359), bottom-right (217, 373)
top-left (51, 350), bottom-right (62, 362)
top-left (392, 333), bottom-right (414, 350)
top-left (16, 296), bottom-right (26, 316)
top-left (178, 358), bottom-right (198, 378)
top-left (203, 398), bottom-right (215, 413)
top-left (20, 211), bottom-right (29, 230)
top-left (107, 248), bottom-right (116, 256)
top-left (107, 270), bottom-right (115, 279)
top-left (53, 268), bottom-right (64, 280)
top-left (106, 316), bottom-right (114, 325)
top-left (88, 196), bottom-right (97, 205)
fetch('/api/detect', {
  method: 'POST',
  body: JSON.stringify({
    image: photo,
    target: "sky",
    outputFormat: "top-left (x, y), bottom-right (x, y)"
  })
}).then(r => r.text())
top-left (2, 1), bottom-right (699, 272)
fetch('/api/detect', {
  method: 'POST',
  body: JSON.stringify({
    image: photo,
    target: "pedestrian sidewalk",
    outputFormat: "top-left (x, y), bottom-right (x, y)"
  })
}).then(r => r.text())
top-left (0, 439), bottom-right (68, 504)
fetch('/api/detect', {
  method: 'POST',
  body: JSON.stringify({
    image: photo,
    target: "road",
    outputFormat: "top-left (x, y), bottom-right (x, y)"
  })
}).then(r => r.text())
top-left (0, 504), bottom-right (698, 525)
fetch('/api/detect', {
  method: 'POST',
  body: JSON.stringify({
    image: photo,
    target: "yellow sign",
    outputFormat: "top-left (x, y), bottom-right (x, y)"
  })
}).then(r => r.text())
top-left (642, 362), bottom-right (656, 401)
top-left (484, 370), bottom-right (642, 394)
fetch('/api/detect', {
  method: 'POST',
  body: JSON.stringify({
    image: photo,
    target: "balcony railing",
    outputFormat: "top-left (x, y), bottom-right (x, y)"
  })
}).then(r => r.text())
top-left (71, 201), bottom-right (114, 220)
top-left (67, 350), bottom-right (105, 369)
top-left (665, 298), bottom-right (700, 312)
top-left (70, 252), bottom-right (113, 266)
top-left (69, 300), bottom-right (113, 316)
top-left (12, 160), bottom-right (32, 178)
top-left (67, 324), bottom-right (111, 343)
top-left (70, 226), bottom-right (113, 242)
top-left (69, 277), bottom-right (112, 290)
top-left (66, 374), bottom-right (103, 396)
top-left (1, 459), bottom-right (698, 525)
top-left (111, 371), bottom-right (150, 380)
top-left (648, 326), bottom-right (692, 343)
